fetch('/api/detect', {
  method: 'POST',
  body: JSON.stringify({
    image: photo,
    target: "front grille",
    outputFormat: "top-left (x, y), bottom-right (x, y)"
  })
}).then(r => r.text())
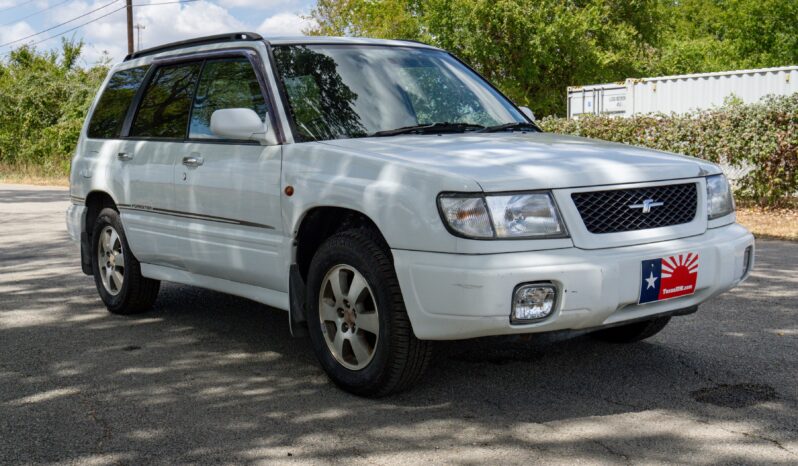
top-left (571, 183), bottom-right (698, 234)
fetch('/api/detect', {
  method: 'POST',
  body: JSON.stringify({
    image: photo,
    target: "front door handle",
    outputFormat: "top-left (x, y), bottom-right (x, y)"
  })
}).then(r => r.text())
top-left (182, 155), bottom-right (204, 167)
top-left (117, 152), bottom-right (133, 161)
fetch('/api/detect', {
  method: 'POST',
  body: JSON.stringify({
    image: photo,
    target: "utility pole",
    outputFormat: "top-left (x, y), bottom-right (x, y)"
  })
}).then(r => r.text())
top-left (126, 0), bottom-right (133, 54)
top-left (134, 23), bottom-right (145, 51)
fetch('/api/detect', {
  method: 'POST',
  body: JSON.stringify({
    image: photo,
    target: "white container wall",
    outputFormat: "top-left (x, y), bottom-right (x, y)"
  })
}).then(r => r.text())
top-left (567, 65), bottom-right (798, 119)
top-left (567, 84), bottom-right (627, 118)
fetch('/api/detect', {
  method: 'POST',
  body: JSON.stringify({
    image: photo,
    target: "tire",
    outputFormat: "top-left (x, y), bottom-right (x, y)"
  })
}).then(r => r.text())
top-left (91, 207), bottom-right (160, 315)
top-left (590, 316), bottom-right (671, 343)
top-left (306, 228), bottom-right (432, 397)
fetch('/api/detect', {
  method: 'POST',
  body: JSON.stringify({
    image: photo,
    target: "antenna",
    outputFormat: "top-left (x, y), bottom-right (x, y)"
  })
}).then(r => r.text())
top-left (134, 23), bottom-right (145, 51)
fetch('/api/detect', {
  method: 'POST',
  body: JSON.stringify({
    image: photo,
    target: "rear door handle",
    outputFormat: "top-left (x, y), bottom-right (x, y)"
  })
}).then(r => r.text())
top-left (182, 155), bottom-right (204, 167)
top-left (117, 152), bottom-right (133, 161)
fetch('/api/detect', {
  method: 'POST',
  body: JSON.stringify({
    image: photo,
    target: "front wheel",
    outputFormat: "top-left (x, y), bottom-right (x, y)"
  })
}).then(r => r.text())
top-left (306, 229), bottom-right (432, 397)
top-left (590, 316), bottom-right (671, 343)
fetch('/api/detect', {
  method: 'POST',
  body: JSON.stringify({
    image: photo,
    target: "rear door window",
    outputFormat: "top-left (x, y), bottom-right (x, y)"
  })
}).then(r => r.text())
top-left (188, 57), bottom-right (268, 139)
top-left (87, 66), bottom-right (149, 139)
top-left (130, 62), bottom-right (202, 139)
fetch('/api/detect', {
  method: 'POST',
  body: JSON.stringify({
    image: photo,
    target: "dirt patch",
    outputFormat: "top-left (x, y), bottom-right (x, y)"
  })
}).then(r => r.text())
top-left (737, 207), bottom-right (798, 241)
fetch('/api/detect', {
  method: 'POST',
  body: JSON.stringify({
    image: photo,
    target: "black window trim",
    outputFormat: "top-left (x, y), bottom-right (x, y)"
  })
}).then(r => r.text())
top-left (264, 42), bottom-right (301, 144)
top-left (120, 47), bottom-right (285, 146)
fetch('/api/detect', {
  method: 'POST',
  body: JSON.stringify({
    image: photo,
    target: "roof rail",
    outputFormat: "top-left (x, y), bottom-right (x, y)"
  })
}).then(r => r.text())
top-left (124, 32), bottom-right (263, 61)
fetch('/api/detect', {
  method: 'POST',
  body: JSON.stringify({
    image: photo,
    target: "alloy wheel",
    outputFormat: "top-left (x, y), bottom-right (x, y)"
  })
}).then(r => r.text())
top-left (318, 264), bottom-right (380, 370)
top-left (97, 225), bottom-right (125, 295)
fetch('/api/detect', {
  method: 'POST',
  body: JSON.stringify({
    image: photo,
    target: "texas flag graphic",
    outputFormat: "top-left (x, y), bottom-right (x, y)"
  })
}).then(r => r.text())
top-left (639, 253), bottom-right (699, 304)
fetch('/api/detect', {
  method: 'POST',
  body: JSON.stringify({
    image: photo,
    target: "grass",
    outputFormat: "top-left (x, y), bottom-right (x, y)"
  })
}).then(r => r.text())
top-left (0, 165), bottom-right (69, 187)
top-left (736, 207), bottom-right (798, 241)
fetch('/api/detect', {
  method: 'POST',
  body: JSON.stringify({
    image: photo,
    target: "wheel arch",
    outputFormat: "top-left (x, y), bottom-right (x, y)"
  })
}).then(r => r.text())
top-left (80, 191), bottom-right (118, 275)
top-left (294, 205), bottom-right (389, 281)
top-left (84, 190), bottom-right (118, 233)
top-left (288, 206), bottom-right (390, 337)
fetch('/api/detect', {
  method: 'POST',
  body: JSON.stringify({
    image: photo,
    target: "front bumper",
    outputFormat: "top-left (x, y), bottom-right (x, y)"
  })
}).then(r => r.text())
top-left (393, 223), bottom-right (754, 340)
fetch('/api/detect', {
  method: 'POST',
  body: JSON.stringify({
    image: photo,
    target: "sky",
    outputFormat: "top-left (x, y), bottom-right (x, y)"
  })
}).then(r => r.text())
top-left (0, 0), bottom-right (316, 65)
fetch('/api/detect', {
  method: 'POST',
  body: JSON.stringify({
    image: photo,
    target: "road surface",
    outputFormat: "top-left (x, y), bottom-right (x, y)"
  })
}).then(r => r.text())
top-left (1, 183), bottom-right (796, 464)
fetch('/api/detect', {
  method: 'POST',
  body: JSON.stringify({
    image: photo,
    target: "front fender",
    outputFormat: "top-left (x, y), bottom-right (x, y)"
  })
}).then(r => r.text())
top-left (281, 142), bottom-right (478, 253)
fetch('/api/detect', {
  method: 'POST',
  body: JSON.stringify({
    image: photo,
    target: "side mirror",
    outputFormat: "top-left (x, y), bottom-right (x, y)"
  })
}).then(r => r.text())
top-left (210, 108), bottom-right (277, 145)
top-left (519, 106), bottom-right (536, 122)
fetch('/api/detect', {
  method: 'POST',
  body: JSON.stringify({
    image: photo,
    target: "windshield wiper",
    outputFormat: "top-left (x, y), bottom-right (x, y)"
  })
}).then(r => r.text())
top-left (478, 122), bottom-right (540, 133)
top-left (371, 122), bottom-right (485, 137)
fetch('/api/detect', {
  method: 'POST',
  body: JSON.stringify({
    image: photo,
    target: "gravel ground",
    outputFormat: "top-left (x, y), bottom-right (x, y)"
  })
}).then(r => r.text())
top-left (1, 183), bottom-right (796, 465)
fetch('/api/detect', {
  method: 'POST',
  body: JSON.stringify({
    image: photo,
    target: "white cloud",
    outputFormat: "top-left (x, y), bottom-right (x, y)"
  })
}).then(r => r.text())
top-left (0, 21), bottom-right (35, 46)
top-left (2, 0), bottom-right (315, 64)
top-left (57, 0), bottom-right (247, 63)
top-left (217, 0), bottom-right (290, 10)
top-left (258, 12), bottom-right (314, 36)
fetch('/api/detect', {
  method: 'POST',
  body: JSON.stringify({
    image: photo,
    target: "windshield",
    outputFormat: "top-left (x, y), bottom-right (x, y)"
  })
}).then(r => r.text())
top-left (271, 44), bottom-right (528, 141)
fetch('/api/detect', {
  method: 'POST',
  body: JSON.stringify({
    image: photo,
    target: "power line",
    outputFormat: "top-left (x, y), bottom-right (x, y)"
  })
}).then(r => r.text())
top-left (0, 0), bottom-right (37, 14)
top-left (0, 0), bottom-right (121, 48)
top-left (0, 5), bottom-right (126, 56)
top-left (0, 0), bottom-right (203, 57)
top-left (2, 0), bottom-right (72, 27)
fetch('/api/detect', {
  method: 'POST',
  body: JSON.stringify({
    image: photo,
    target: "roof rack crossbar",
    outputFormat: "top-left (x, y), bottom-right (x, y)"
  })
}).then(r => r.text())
top-left (125, 32), bottom-right (263, 61)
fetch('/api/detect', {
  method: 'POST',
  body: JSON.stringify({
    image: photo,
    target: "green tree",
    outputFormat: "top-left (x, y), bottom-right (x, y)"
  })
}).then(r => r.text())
top-left (309, 0), bottom-right (664, 116)
top-left (652, 0), bottom-right (798, 75)
top-left (0, 39), bottom-right (107, 176)
top-left (307, 0), bottom-right (798, 116)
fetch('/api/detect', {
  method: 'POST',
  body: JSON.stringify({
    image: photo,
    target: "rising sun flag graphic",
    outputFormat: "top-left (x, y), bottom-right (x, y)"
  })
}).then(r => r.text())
top-left (639, 253), bottom-right (699, 304)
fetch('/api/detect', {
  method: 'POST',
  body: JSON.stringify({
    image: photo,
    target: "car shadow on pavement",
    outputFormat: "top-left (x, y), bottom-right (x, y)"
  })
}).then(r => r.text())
top-left (1, 186), bottom-right (797, 464)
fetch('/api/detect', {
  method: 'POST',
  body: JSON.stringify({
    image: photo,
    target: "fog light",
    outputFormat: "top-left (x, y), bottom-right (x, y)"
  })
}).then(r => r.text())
top-left (512, 284), bottom-right (556, 323)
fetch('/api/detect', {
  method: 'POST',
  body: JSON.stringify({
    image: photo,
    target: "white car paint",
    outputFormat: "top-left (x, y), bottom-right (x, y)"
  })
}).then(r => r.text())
top-left (67, 36), bottom-right (754, 340)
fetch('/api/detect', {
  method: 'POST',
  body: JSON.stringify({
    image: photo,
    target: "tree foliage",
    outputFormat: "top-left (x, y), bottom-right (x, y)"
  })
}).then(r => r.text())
top-left (308, 0), bottom-right (798, 116)
top-left (0, 39), bottom-right (107, 176)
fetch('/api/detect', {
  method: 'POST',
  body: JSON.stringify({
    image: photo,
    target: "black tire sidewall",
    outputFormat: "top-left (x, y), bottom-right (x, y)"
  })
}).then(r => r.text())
top-left (91, 208), bottom-right (133, 311)
top-left (306, 233), bottom-right (396, 393)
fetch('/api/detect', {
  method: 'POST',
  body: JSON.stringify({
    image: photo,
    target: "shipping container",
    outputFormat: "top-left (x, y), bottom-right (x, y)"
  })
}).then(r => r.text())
top-left (567, 65), bottom-right (798, 119)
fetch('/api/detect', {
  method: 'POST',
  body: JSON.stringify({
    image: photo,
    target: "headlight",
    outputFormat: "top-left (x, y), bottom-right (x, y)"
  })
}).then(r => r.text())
top-left (438, 192), bottom-right (566, 239)
top-left (706, 174), bottom-right (734, 219)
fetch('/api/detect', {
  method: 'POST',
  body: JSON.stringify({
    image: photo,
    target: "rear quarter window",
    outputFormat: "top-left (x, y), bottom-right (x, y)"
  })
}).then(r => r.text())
top-left (87, 66), bottom-right (149, 139)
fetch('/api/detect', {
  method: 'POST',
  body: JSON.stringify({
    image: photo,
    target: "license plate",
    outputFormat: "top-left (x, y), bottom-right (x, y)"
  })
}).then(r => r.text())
top-left (639, 252), bottom-right (699, 304)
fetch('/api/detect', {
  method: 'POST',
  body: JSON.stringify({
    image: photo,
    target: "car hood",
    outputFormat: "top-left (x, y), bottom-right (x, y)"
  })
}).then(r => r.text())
top-left (321, 132), bottom-right (719, 191)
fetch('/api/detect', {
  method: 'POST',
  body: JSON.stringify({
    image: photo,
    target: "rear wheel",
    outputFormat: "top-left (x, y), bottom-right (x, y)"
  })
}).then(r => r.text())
top-left (306, 228), bottom-right (432, 397)
top-left (590, 316), bottom-right (671, 343)
top-left (91, 208), bottom-right (160, 314)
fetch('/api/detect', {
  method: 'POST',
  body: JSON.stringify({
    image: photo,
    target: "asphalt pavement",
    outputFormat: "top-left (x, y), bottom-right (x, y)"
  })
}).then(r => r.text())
top-left (1, 183), bottom-right (796, 465)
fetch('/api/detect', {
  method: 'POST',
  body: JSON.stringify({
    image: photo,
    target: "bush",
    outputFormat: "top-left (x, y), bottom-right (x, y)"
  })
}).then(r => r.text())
top-left (0, 40), bottom-right (108, 178)
top-left (540, 94), bottom-right (798, 207)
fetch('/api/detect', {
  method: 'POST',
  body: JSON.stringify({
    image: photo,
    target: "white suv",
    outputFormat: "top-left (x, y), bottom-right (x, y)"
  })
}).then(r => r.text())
top-left (67, 33), bottom-right (755, 396)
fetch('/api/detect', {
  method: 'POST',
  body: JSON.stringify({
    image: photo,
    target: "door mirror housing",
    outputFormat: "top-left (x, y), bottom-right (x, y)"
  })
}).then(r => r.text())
top-left (210, 108), bottom-right (277, 145)
top-left (519, 106), bottom-right (536, 122)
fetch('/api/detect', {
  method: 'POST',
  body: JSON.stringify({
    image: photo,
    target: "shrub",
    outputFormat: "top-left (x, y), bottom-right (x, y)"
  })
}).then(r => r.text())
top-left (540, 94), bottom-right (798, 207)
top-left (0, 40), bottom-right (108, 178)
